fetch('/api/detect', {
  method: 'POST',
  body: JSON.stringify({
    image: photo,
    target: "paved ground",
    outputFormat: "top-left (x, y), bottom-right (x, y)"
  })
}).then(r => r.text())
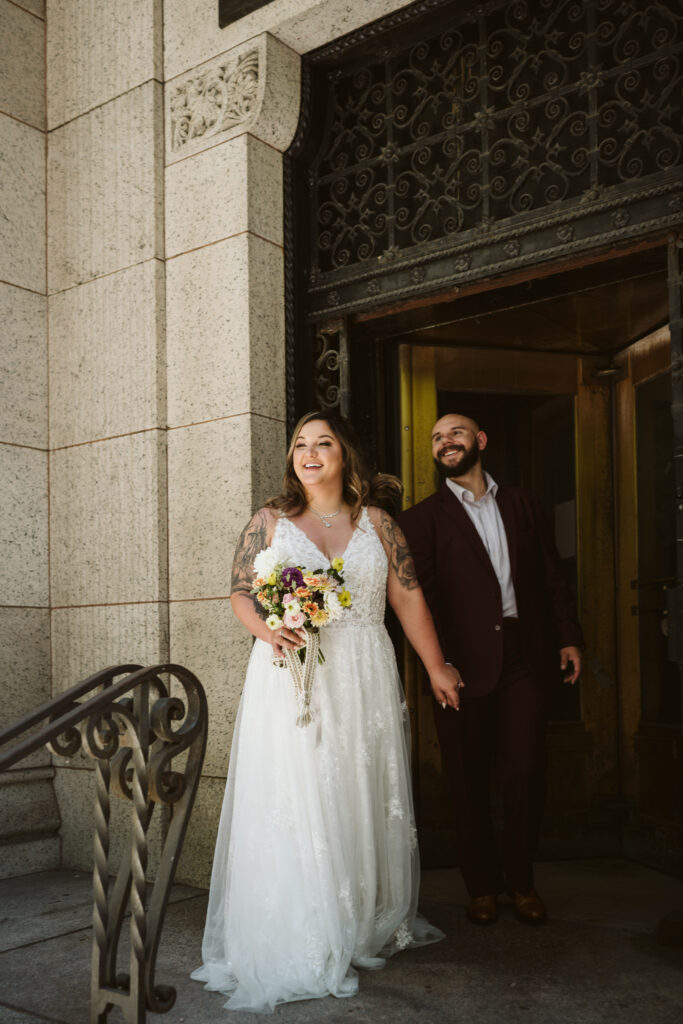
top-left (0, 859), bottom-right (682, 1024)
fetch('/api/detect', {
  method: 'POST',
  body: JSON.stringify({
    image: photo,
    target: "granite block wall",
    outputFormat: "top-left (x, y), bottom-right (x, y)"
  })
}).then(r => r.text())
top-left (45, 0), bottom-right (168, 873)
top-left (0, 0), bottom-right (56, 878)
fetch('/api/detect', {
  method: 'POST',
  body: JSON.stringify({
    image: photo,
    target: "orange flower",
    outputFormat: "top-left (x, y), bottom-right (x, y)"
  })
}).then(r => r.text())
top-left (303, 601), bottom-right (319, 619)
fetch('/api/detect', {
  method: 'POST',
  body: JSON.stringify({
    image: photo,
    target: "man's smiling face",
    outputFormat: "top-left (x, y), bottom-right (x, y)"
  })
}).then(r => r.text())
top-left (431, 414), bottom-right (486, 477)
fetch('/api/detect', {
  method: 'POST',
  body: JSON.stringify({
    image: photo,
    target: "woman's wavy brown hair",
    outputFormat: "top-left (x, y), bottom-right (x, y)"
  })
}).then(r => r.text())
top-left (266, 411), bottom-right (402, 523)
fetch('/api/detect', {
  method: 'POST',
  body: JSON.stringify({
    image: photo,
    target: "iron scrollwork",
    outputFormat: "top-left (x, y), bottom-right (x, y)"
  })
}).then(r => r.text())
top-left (302, 0), bottom-right (683, 317)
top-left (314, 319), bottom-right (350, 417)
top-left (0, 663), bottom-right (208, 1024)
top-left (80, 666), bottom-right (206, 1023)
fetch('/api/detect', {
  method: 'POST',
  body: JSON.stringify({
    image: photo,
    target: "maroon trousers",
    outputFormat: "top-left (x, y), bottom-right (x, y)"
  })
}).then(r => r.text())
top-left (433, 619), bottom-right (547, 898)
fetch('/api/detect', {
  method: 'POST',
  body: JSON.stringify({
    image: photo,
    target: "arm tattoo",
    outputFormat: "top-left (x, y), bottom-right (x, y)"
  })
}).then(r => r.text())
top-left (231, 510), bottom-right (269, 595)
top-left (378, 510), bottom-right (420, 590)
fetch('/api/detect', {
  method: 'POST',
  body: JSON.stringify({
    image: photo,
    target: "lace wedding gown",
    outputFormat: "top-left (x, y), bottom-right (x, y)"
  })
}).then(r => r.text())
top-left (191, 508), bottom-right (443, 1013)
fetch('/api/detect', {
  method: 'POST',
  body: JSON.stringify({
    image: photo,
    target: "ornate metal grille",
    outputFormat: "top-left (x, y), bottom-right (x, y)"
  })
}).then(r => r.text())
top-left (303, 0), bottom-right (683, 318)
top-left (314, 319), bottom-right (350, 415)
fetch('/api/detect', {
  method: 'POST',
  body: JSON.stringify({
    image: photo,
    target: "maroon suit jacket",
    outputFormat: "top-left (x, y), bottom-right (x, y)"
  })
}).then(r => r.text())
top-left (398, 483), bottom-right (584, 697)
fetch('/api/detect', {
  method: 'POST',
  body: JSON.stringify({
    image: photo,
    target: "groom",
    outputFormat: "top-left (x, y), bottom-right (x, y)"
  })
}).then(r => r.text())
top-left (399, 412), bottom-right (584, 925)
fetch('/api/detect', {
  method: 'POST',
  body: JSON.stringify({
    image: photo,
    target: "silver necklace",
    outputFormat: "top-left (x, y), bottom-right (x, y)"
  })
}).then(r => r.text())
top-left (309, 506), bottom-right (341, 529)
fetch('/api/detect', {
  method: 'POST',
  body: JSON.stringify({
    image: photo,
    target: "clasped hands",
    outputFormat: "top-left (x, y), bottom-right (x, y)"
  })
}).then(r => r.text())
top-left (431, 645), bottom-right (582, 712)
top-left (430, 663), bottom-right (465, 711)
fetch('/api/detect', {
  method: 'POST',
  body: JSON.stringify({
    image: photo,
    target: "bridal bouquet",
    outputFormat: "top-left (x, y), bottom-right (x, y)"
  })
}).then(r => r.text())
top-left (252, 550), bottom-right (352, 727)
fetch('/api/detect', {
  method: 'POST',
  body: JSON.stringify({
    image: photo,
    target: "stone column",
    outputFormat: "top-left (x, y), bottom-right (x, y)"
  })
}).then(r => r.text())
top-left (163, 33), bottom-right (300, 886)
top-left (0, 0), bottom-right (57, 878)
top-left (46, 0), bottom-right (167, 870)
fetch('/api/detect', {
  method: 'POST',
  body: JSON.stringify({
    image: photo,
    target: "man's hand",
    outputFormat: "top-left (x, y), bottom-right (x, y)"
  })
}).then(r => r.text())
top-left (560, 646), bottom-right (582, 685)
top-left (430, 663), bottom-right (465, 710)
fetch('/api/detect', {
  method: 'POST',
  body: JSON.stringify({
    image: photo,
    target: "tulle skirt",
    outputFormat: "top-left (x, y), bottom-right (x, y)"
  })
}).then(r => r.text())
top-left (191, 624), bottom-right (444, 1013)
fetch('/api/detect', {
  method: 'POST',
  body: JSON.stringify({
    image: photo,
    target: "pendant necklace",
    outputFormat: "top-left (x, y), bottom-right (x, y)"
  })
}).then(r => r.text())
top-left (309, 506), bottom-right (341, 529)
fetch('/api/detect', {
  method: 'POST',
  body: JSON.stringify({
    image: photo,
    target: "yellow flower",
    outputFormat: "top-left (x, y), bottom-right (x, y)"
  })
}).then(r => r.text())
top-left (339, 589), bottom-right (352, 608)
top-left (331, 557), bottom-right (344, 573)
top-left (267, 571), bottom-right (277, 585)
top-left (311, 608), bottom-right (329, 627)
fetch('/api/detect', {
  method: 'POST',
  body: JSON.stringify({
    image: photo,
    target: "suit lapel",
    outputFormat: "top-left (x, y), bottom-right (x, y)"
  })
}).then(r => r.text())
top-left (494, 485), bottom-right (518, 583)
top-left (437, 483), bottom-right (498, 579)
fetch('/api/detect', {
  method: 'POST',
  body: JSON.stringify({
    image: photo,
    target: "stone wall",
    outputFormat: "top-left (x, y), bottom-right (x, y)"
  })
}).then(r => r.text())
top-left (0, 0), bottom-right (58, 878)
top-left (44, 0), bottom-right (168, 870)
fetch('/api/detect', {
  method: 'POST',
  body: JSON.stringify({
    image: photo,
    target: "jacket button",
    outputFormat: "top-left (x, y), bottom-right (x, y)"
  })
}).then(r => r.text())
top-left (494, 624), bottom-right (501, 631)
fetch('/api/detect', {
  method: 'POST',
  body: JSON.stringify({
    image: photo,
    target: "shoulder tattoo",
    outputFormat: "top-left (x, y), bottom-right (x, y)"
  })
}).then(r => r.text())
top-left (377, 510), bottom-right (420, 590)
top-left (231, 509), bottom-right (269, 595)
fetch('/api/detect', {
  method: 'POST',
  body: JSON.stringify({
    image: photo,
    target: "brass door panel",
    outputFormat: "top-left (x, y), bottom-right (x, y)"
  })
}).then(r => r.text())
top-left (614, 328), bottom-right (682, 870)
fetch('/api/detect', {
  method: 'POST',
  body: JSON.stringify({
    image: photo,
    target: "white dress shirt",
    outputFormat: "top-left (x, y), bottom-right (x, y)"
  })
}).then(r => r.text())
top-left (446, 472), bottom-right (519, 618)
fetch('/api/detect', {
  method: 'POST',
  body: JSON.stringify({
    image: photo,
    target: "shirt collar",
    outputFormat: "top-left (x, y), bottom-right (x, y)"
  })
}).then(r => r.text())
top-left (446, 471), bottom-right (498, 505)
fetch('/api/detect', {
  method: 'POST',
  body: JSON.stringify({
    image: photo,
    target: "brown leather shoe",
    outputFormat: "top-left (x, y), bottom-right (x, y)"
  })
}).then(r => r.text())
top-left (467, 894), bottom-right (498, 925)
top-left (511, 888), bottom-right (547, 925)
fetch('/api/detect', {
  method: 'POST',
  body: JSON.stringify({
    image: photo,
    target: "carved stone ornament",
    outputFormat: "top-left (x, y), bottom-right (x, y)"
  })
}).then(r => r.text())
top-left (170, 49), bottom-right (259, 154)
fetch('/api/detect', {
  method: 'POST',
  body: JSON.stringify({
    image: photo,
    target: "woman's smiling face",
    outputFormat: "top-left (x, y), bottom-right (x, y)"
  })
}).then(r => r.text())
top-left (292, 419), bottom-right (344, 489)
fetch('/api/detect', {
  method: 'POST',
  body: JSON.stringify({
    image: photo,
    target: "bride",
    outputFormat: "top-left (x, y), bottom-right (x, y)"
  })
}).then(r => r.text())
top-left (191, 411), bottom-right (463, 1012)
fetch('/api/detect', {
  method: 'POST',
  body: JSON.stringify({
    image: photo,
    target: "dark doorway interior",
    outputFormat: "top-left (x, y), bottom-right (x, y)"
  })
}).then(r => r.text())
top-left (348, 242), bottom-right (681, 874)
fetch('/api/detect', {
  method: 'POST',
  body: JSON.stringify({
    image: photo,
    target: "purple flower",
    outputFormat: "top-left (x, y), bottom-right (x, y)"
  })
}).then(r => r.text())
top-left (281, 566), bottom-right (304, 589)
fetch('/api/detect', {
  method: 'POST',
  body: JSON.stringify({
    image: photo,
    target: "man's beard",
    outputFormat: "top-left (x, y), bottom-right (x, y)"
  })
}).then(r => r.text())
top-left (433, 442), bottom-right (481, 480)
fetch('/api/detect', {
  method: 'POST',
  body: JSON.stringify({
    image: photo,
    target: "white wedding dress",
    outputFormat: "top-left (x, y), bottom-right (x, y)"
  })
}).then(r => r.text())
top-left (191, 508), bottom-right (444, 1013)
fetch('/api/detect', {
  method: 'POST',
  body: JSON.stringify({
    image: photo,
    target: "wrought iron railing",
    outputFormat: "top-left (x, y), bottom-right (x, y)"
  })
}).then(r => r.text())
top-left (0, 663), bottom-right (208, 1024)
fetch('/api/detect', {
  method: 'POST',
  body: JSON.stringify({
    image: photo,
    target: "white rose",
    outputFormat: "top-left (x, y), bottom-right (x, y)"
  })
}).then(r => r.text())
top-left (324, 591), bottom-right (343, 621)
top-left (254, 548), bottom-right (279, 578)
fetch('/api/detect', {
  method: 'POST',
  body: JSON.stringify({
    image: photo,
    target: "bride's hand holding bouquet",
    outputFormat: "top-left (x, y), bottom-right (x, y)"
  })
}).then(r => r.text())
top-left (251, 550), bottom-right (351, 663)
top-left (251, 550), bottom-right (352, 727)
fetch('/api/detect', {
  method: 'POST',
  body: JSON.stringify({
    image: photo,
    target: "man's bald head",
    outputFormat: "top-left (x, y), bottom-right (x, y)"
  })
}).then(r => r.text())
top-left (431, 413), bottom-right (487, 480)
top-left (431, 413), bottom-right (481, 440)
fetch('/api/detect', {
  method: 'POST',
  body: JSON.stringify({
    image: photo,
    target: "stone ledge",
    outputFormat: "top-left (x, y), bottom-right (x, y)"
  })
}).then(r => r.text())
top-left (0, 836), bottom-right (60, 880)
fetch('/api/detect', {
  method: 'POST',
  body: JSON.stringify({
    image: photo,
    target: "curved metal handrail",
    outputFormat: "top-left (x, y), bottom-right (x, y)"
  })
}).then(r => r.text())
top-left (0, 663), bottom-right (208, 1023)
